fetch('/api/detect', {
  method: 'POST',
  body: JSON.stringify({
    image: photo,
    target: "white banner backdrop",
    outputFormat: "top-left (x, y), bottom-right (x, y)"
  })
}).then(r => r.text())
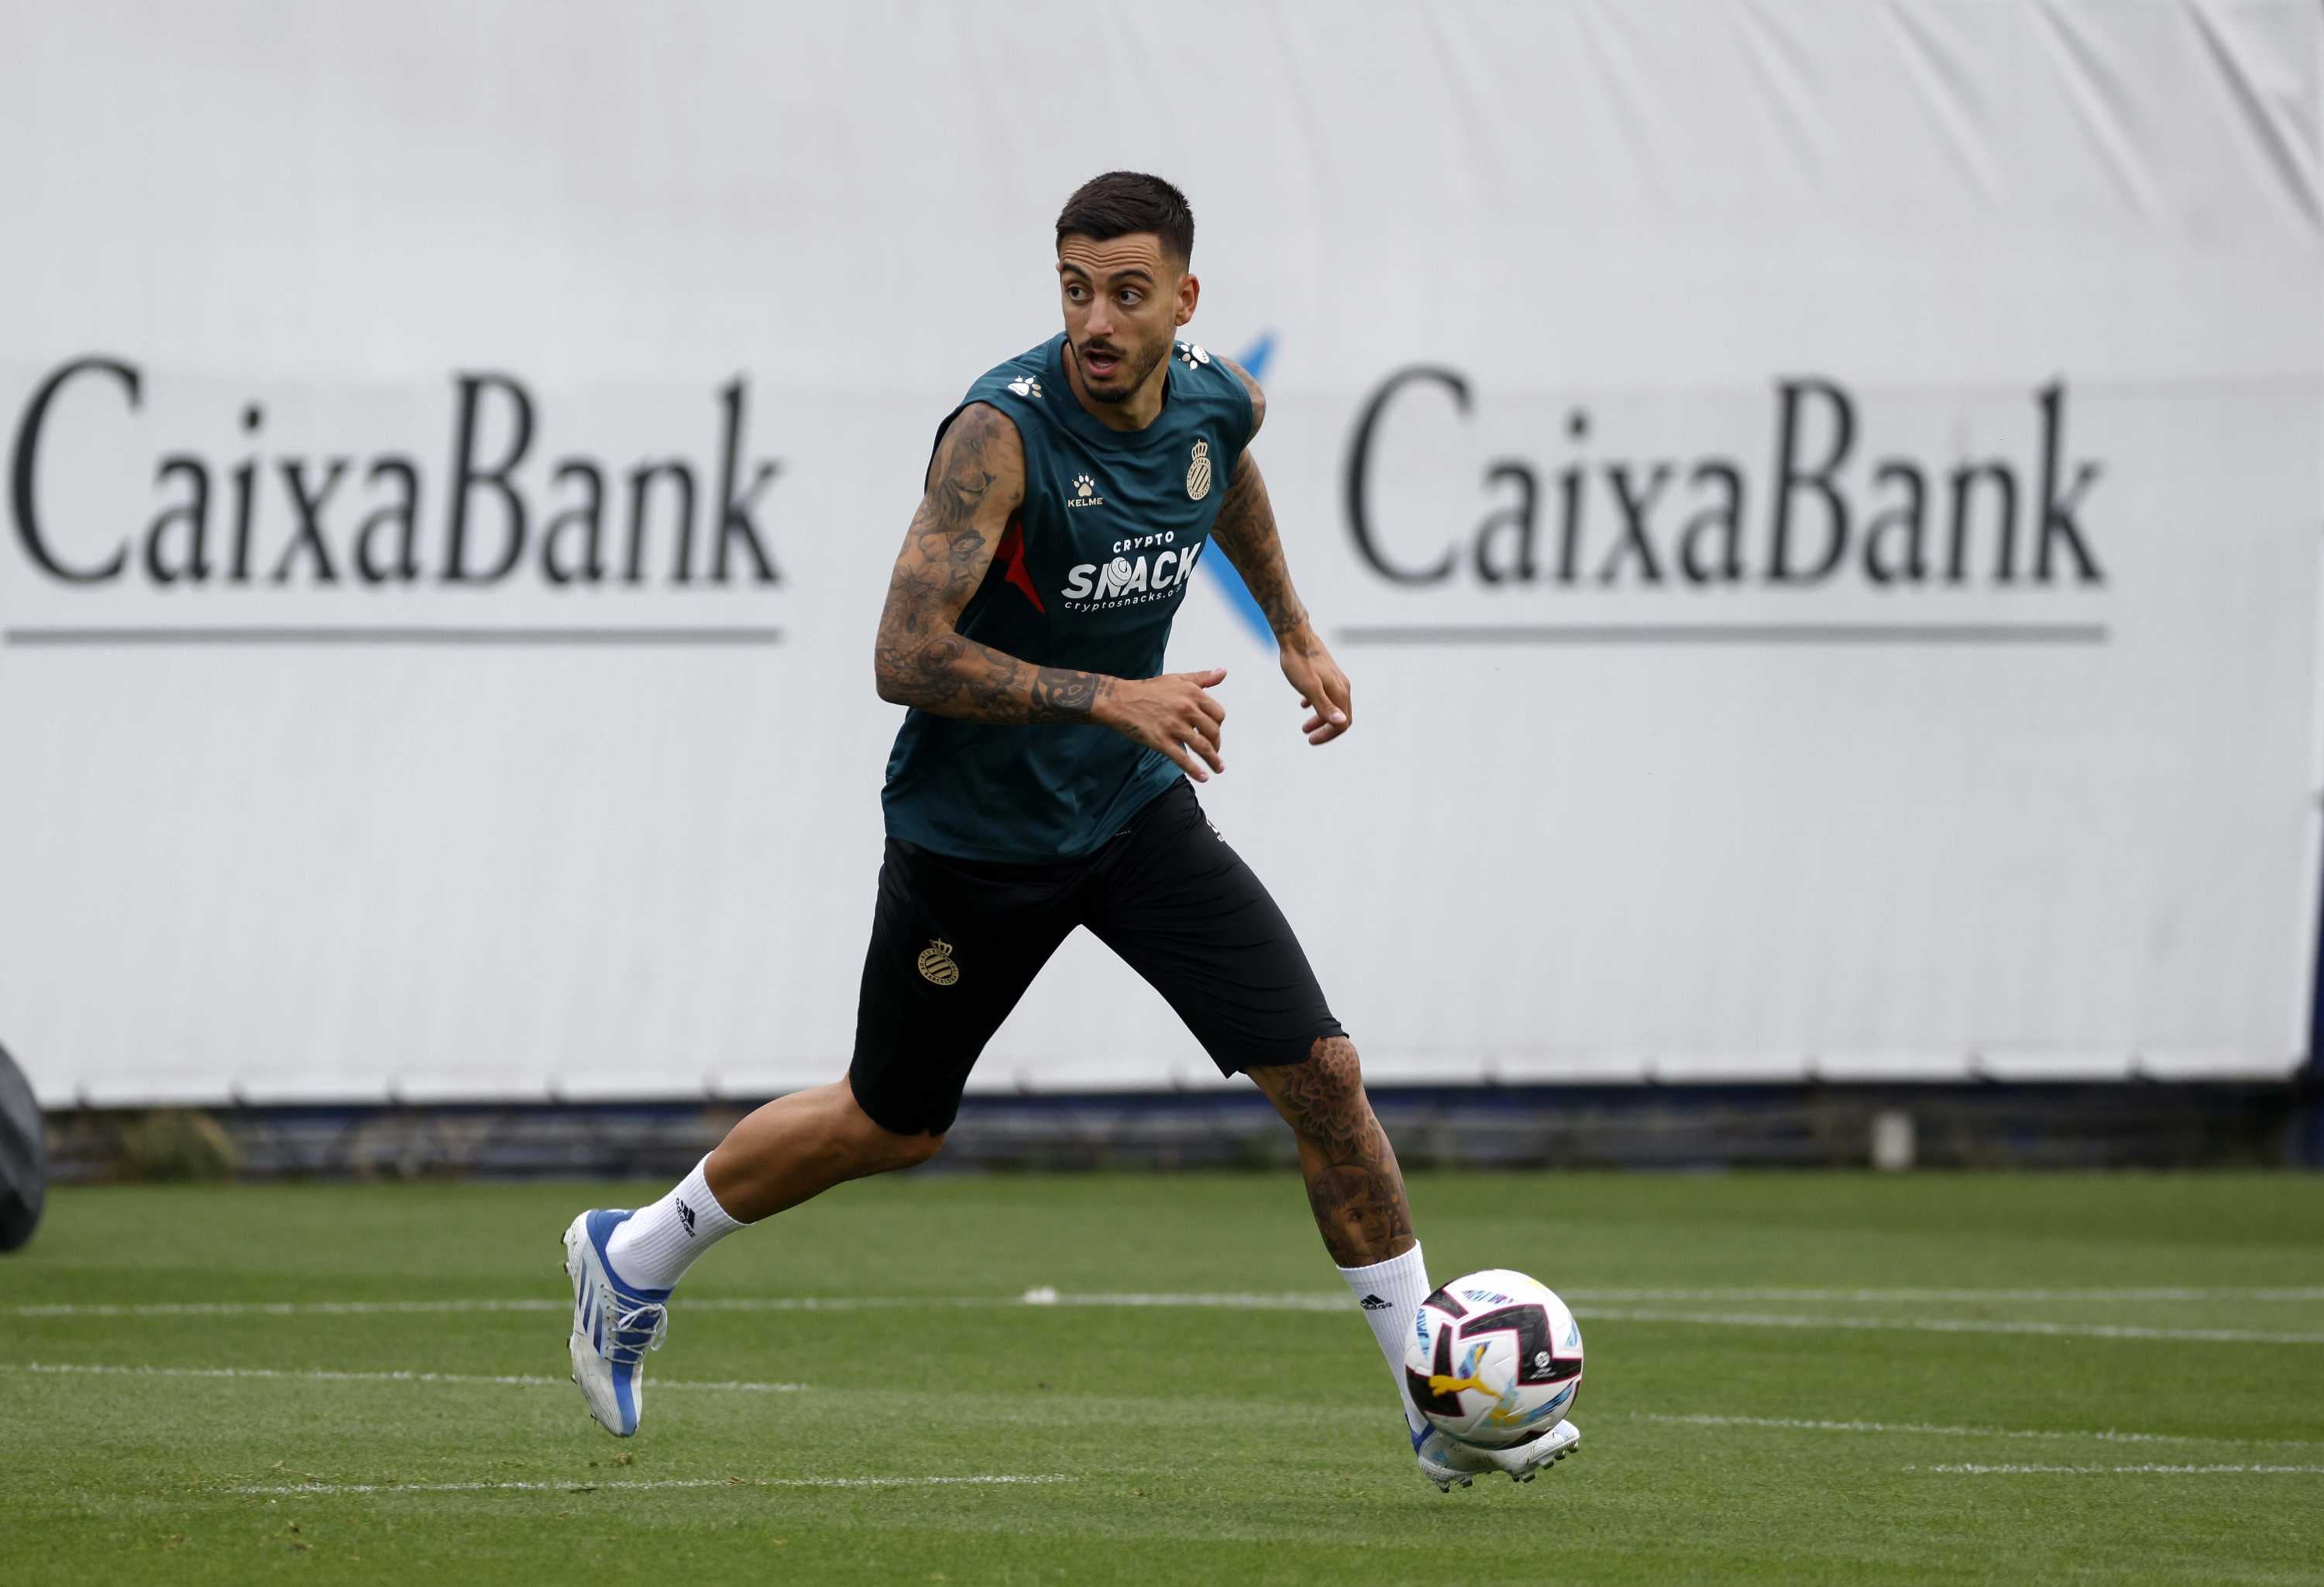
top-left (0, 1), bottom-right (2317, 1105)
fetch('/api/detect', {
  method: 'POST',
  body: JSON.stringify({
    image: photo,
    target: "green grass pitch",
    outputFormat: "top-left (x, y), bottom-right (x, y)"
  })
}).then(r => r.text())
top-left (3, 1171), bottom-right (2322, 1585)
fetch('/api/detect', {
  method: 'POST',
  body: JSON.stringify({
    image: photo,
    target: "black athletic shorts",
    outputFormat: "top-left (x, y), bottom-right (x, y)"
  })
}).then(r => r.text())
top-left (849, 778), bottom-right (1345, 1137)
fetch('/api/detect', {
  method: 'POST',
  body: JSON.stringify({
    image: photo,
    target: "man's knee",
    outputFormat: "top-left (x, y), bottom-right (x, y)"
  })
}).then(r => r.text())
top-left (837, 1077), bottom-right (947, 1171)
top-left (1253, 1035), bottom-right (1371, 1132)
top-left (874, 1125), bottom-right (946, 1170)
top-left (1299, 1035), bottom-right (1363, 1095)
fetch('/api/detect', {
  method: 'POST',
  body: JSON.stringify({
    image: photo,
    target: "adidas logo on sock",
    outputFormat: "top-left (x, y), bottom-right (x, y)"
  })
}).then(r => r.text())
top-left (676, 1198), bottom-right (697, 1237)
top-left (1360, 1293), bottom-right (1393, 1310)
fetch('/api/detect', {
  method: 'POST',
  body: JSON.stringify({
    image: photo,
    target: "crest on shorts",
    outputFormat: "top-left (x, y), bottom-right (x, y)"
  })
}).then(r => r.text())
top-left (916, 938), bottom-right (959, 986)
top-left (1186, 439), bottom-right (1212, 501)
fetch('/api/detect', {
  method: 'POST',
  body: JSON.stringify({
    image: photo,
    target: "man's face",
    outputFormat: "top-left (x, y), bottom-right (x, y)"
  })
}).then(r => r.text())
top-left (1056, 232), bottom-right (1197, 404)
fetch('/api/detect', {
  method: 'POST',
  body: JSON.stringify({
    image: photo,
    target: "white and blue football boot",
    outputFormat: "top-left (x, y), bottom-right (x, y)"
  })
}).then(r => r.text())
top-left (1415, 1419), bottom-right (1581, 1491)
top-left (562, 1209), bottom-right (671, 1438)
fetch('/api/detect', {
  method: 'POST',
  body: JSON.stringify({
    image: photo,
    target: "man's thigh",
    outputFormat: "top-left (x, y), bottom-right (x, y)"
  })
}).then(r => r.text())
top-left (849, 839), bottom-right (1077, 1136)
top-left (1081, 779), bottom-right (1346, 1077)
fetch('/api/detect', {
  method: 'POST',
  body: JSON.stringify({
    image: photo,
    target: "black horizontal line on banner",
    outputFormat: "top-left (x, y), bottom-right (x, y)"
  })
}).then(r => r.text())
top-left (1, 626), bottom-right (786, 648)
top-left (1336, 623), bottom-right (2109, 647)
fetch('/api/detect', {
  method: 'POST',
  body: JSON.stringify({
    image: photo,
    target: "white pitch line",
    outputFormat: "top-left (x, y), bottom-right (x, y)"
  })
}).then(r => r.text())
top-left (12, 1293), bottom-right (2324, 1345)
top-left (2, 1293), bottom-right (1346, 1320)
top-left (1029, 1291), bottom-right (1346, 1313)
top-left (1580, 1307), bottom-right (2324, 1345)
top-left (6, 1297), bottom-right (943, 1320)
top-left (10, 1300), bottom-right (566, 1319)
top-left (1573, 1287), bottom-right (2324, 1304)
top-left (228, 1474), bottom-right (1076, 1496)
top-left (14, 1285), bottom-right (2324, 1321)
top-left (1040, 1295), bottom-right (2324, 1344)
top-left (12, 1359), bottom-right (2317, 1458)
top-left (1909, 1463), bottom-right (2324, 1475)
top-left (0, 1362), bottom-right (806, 1393)
top-left (1630, 1412), bottom-right (2324, 1451)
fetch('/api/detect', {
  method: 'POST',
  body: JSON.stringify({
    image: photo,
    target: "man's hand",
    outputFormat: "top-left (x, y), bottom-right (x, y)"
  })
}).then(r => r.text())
top-left (1198, 436), bottom-right (1348, 747)
top-left (1278, 627), bottom-right (1352, 745)
top-left (1098, 667), bottom-right (1229, 781)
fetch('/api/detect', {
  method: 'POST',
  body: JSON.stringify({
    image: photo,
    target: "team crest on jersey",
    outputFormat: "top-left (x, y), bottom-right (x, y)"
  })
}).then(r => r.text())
top-left (1175, 341), bottom-right (1212, 369)
top-left (1067, 473), bottom-right (1104, 510)
top-left (1186, 439), bottom-right (1213, 501)
top-left (1006, 375), bottom-right (1043, 399)
top-left (917, 939), bottom-right (959, 986)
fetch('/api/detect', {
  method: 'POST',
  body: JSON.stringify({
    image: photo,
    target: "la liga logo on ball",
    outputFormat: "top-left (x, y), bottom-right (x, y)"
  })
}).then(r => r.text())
top-left (1403, 1268), bottom-right (1583, 1449)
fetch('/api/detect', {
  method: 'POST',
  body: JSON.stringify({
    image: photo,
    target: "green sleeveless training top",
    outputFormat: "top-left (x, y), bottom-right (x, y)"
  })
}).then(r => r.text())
top-left (882, 332), bottom-right (1257, 862)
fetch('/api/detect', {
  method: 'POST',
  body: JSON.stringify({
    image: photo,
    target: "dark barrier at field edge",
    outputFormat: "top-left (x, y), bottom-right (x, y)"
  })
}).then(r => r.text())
top-left (33, 1081), bottom-right (2312, 1183)
top-left (0, 1042), bottom-right (46, 1249)
top-left (2305, 840), bottom-right (2324, 1169)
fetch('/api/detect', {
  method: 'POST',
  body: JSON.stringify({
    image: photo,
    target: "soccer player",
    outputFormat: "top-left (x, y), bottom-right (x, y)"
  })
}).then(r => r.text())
top-left (562, 172), bottom-right (1580, 1490)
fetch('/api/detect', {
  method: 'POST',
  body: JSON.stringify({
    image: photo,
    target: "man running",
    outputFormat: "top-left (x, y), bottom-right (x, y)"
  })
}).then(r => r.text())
top-left (562, 171), bottom-right (1580, 1491)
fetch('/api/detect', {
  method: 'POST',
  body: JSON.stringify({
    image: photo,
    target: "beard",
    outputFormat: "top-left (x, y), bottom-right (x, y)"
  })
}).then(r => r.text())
top-left (1078, 338), bottom-right (1166, 404)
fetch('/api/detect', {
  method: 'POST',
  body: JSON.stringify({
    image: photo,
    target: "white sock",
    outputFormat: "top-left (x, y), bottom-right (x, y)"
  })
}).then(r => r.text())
top-left (1338, 1242), bottom-right (1432, 1435)
top-left (603, 1156), bottom-right (745, 1293)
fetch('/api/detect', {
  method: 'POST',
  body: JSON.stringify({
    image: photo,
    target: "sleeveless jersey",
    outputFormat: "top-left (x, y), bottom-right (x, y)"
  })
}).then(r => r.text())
top-left (881, 333), bottom-right (1257, 862)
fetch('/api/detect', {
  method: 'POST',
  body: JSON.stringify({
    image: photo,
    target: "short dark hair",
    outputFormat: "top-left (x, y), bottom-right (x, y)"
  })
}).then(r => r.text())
top-left (1055, 171), bottom-right (1195, 267)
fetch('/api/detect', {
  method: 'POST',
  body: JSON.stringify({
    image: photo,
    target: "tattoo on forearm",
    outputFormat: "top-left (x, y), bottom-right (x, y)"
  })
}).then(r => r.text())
top-left (873, 404), bottom-right (1118, 725)
top-left (1029, 667), bottom-right (1111, 723)
top-left (1208, 453), bottom-right (1311, 642)
top-left (1264, 1036), bottom-right (1416, 1266)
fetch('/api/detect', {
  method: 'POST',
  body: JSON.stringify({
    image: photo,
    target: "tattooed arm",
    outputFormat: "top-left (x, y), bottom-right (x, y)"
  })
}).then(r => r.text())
top-left (1207, 359), bottom-right (1356, 747)
top-left (1209, 450), bottom-right (1312, 639)
top-left (873, 402), bottom-right (1231, 778)
top-left (871, 404), bottom-right (1101, 724)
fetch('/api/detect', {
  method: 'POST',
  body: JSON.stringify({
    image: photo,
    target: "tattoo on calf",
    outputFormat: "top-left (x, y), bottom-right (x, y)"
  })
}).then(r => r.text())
top-left (1266, 1036), bottom-right (1416, 1266)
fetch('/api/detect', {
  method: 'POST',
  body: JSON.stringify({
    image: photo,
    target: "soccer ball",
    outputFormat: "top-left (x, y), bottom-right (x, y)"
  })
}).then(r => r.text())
top-left (1402, 1267), bottom-right (1584, 1449)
